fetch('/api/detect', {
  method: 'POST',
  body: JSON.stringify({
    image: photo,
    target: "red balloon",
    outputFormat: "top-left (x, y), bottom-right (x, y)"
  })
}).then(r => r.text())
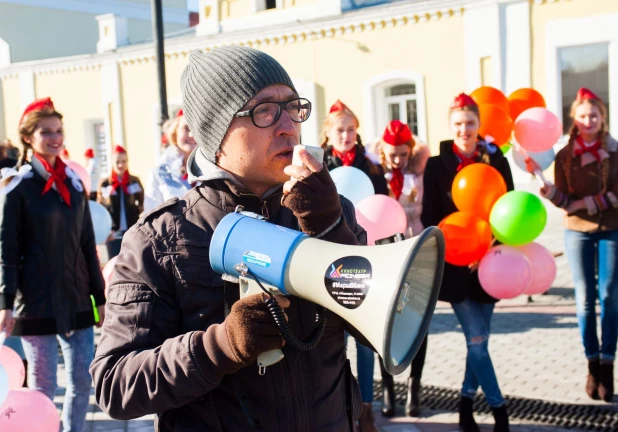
top-left (452, 164), bottom-right (507, 220)
top-left (438, 212), bottom-right (492, 266)
top-left (508, 88), bottom-right (546, 121)
top-left (470, 86), bottom-right (509, 113)
top-left (478, 104), bottom-right (513, 146)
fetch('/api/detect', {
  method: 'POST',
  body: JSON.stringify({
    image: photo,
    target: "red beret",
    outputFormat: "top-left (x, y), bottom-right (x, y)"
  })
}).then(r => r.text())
top-left (114, 145), bottom-right (127, 154)
top-left (329, 100), bottom-right (351, 114)
top-left (576, 87), bottom-right (601, 102)
top-left (450, 93), bottom-right (478, 110)
top-left (382, 120), bottom-right (412, 146)
top-left (84, 148), bottom-right (95, 159)
top-left (176, 109), bottom-right (184, 118)
top-left (19, 97), bottom-right (55, 127)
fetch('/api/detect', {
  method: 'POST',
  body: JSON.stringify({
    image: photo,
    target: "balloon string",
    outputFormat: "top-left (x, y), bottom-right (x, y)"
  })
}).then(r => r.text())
top-left (0, 331), bottom-right (6, 352)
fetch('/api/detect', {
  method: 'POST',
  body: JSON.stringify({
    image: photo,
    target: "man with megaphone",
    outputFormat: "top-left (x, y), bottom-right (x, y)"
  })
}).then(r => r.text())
top-left (90, 46), bottom-right (377, 431)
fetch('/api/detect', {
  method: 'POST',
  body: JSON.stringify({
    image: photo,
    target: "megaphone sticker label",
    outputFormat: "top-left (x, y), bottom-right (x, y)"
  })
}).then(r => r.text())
top-left (243, 251), bottom-right (271, 268)
top-left (324, 256), bottom-right (372, 309)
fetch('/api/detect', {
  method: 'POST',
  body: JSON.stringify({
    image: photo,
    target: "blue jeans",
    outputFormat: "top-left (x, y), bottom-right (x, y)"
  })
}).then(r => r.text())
top-left (4, 336), bottom-right (26, 359)
top-left (451, 298), bottom-right (505, 408)
top-left (345, 333), bottom-right (375, 403)
top-left (564, 229), bottom-right (618, 361)
top-left (21, 327), bottom-right (94, 432)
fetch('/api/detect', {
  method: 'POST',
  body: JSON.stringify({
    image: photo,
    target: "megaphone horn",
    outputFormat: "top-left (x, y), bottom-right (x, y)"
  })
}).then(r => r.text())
top-left (210, 207), bottom-right (445, 375)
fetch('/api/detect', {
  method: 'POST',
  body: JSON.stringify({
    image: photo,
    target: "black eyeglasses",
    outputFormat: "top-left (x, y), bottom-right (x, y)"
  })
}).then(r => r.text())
top-left (234, 98), bottom-right (312, 128)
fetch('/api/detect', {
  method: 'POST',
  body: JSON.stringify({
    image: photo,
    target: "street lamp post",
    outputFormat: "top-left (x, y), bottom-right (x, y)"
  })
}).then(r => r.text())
top-left (151, 0), bottom-right (168, 128)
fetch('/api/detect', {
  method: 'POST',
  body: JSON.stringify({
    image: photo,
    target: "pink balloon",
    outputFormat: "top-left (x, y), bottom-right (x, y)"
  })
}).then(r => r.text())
top-left (479, 245), bottom-right (532, 299)
top-left (65, 160), bottom-right (91, 194)
top-left (103, 256), bottom-right (118, 297)
top-left (518, 242), bottom-right (557, 295)
top-left (0, 346), bottom-right (25, 389)
top-left (355, 195), bottom-right (407, 245)
top-left (513, 108), bottom-right (562, 153)
top-left (0, 388), bottom-right (60, 431)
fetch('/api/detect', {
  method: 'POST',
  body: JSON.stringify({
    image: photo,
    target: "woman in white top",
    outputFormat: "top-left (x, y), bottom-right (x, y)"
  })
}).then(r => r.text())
top-left (144, 109), bottom-right (197, 211)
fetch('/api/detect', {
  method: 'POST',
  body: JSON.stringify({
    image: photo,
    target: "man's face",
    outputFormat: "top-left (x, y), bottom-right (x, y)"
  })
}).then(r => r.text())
top-left (218, 84), bottom-right (301, 194)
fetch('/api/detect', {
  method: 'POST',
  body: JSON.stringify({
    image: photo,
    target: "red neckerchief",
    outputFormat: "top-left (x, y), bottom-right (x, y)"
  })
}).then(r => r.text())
top-left (111, 171), bottom-right (130, 194)
top-left (390, 168), bottom-right (404, 200)
top-left (575, 136), bottom-right (602, 162)
top-left (332, 146), bottom-right (357, 167)
top-left (452, 143), bottom-right (479, 172)
top-left (34, 153), bottom-right (71, 206)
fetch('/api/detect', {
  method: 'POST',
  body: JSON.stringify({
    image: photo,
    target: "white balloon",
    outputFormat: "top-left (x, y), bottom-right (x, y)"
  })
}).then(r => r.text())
top-left (329, 166), bottom-right (375, 205)
top-left (89, 200), bottom-right (112, 245)
top-left (0, 365), bottom-right (8, 406)
top-left (513, 145), bottom-right (555, 173)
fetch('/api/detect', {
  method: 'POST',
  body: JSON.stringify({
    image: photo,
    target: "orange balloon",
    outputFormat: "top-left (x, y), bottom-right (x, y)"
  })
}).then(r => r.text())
top-left (478, 104), bottom-right (513, 146)
top-left (470, 86), bottom-right (509, 112)
top-left (438, 212), bottom-right (493, 266)
top-left (452, 163), bottom-right (507, 220)
top-left (508, 88), bottom-right (546, 121)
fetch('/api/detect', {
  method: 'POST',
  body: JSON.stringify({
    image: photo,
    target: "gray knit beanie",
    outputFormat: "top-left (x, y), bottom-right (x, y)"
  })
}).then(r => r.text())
top-left (181, 46), bottom-right (296, 162)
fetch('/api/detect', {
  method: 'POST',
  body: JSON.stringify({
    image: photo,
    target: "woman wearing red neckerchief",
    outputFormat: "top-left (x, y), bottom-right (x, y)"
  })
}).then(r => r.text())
top-left (527, 88), bottom-right (618, 403)
top-left (0, 98), bottom-right (105, 432)
top-left (376, 120), bottom-right (430, 419)
top-left (321, 100), bottom-right (388, 196)
top-left (421, 93), bottom-right (514, 432)
top-left (320, 100), bottom-right (384, 431)
top-left (144, 108), bottom-right (197, 211)
top-left (97, 145), bottom-right (144, 259)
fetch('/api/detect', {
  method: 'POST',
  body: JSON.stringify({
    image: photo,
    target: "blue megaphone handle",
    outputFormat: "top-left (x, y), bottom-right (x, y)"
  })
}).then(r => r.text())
top-left (210, 211), bottom-right (307, 293)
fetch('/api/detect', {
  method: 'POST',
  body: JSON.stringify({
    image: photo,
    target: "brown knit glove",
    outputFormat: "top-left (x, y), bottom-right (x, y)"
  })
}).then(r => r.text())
top-left (219, 294), bottom-right (285, 365)
top-left (281, 164), bottom-right (342, 237)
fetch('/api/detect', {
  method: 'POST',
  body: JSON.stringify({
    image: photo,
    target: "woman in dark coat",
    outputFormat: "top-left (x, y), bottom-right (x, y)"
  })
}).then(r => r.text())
top-left (320, 99), bottom-right (384, 432)
top-left (0, 98), bottom-right (105, 432)
top-left (97, 145), bottom-right (144, 259)
top-left (421, 93), bottom-right (514, 432)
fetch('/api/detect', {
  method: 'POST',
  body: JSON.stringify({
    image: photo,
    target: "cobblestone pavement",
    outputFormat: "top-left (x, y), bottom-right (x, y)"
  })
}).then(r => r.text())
top-left (51, 180), bottom-right (614, 431)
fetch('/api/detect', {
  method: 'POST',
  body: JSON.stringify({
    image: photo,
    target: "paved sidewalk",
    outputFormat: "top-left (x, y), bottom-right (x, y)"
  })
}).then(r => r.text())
top-left (52, 180), bottom-right (614, 431)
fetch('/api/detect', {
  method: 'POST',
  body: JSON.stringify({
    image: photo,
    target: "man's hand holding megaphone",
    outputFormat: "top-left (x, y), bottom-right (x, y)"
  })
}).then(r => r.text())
top-left (204, 293), bottom-right (290, 372)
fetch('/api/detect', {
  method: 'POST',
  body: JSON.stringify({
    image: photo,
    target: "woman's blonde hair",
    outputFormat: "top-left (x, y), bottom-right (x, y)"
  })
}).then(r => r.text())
top-left (563, 98), bottom-right (609, 194)
top-left (320, 109), bottom-right (363, 149)
top-left (18, 108), bottom-right (63, 167)
top-left (165, 116), bottom-right (183, 148)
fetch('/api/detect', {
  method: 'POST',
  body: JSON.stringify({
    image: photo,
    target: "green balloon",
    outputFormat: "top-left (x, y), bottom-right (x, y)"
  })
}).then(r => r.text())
top-left (501, 143), bottom-right (512, 155)
top-left (489, 191), bottom-right (547, 246)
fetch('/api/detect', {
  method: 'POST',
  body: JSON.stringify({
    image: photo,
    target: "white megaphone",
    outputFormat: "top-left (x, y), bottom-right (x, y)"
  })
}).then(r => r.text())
top-left (210, 207), bottom-right (445, 376)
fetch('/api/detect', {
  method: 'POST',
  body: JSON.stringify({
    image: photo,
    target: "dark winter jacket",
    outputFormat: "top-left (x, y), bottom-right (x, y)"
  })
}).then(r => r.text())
top-left (90, 150), bottom-right (367, 432)
top-left (0, 158), bottom-right (105, 335)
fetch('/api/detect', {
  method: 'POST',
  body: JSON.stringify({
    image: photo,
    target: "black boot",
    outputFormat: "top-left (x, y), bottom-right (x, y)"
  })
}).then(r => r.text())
top-left (405, 377), bottom-right (421, 417)
top-left (381, 371), bottom-right (395, 417)
top-left (492, 405), bottom-right (510, 432)
top-left (586, 359), bottom-right (601, 400)
top-left (458, 397), bottom-right (479, 432)
top-left (22, 359), bottom-right (28, 388)
top-left (598, 361), bottom-right (614, 403)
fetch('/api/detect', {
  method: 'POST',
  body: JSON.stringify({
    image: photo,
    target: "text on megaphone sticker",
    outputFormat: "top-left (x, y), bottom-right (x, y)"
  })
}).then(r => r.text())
top-left (243, 251), bottom-right (272, 268)
top-left (324, 256), bottom-right (372, 309)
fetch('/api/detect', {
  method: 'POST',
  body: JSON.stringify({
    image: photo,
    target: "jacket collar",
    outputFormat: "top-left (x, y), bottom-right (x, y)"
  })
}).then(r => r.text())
top-left (573, 134), bottom-right (618, 167)
top-left (325, 144), bottom-right (367, 168)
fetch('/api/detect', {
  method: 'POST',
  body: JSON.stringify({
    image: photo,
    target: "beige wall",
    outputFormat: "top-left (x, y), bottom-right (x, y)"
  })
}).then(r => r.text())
top-left (1, 76), bottom-right (22, 144)
top-left (531, 0), bottom-right (618, 94)
top-left (260, 15), bottom-right (466, 153)
top-left (119, 60), bottom-right (160, 182)
top-left (34, 69), bottom-right (103, 165)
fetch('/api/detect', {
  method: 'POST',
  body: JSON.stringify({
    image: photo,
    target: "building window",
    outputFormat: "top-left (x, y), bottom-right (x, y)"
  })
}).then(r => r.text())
top-left (265, 0), bottom-right (277, 9)
top-left (559, 42), bottom-right (609, 134)
top-left (384, 83), bottom-right (418, 136)
top-left (93, 122), bottom-right (107, 186)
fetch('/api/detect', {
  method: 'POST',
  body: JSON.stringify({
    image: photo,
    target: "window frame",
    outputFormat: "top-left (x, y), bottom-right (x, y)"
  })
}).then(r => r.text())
top-left (544, 12), bottom-right (618, 136)
top-left (363, 71), bottom-right (427, 144)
